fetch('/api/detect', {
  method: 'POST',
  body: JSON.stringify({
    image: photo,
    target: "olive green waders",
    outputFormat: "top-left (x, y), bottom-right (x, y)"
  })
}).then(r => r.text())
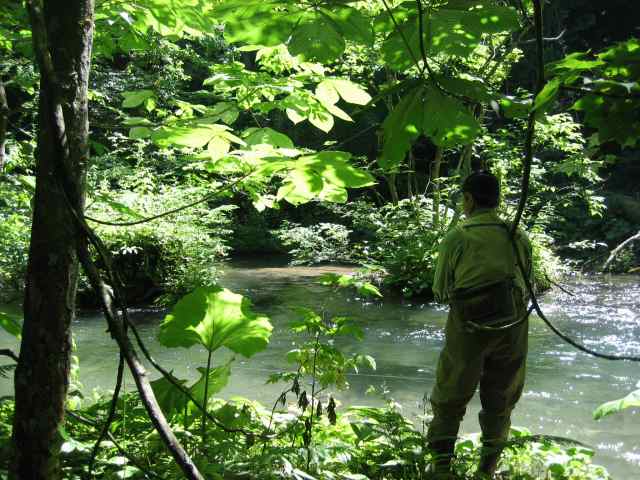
top-left (426, 307), bottom-right (528, 477)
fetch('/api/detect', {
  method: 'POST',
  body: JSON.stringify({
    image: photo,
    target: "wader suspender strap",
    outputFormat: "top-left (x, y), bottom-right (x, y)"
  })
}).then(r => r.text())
top-left (458, 222), bottom-right (533, 332)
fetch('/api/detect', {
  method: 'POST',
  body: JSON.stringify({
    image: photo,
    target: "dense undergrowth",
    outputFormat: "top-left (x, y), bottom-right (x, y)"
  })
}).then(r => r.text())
top-left (0, 396), bottom-right (611, 480)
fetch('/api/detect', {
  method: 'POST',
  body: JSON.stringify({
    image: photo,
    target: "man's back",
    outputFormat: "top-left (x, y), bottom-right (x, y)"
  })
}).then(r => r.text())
top-left (433, 209), bottom-right (532, 304)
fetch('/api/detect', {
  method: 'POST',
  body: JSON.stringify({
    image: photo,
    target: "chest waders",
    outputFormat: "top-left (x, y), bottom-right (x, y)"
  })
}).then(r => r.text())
top-left (449, 222), bottom-right (531, 333)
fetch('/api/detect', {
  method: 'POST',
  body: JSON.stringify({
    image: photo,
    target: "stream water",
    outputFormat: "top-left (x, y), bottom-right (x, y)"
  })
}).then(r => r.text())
top-left (1, 261), bottom-right (639, 478)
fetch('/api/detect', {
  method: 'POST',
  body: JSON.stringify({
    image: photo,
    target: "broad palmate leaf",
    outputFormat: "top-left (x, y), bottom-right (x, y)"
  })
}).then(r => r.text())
top-left (159, 286), bottom-right (273, 357)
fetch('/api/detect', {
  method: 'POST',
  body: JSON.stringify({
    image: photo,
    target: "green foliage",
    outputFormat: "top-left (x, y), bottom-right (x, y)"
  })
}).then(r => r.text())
top-left (0, 308), bottom-right (21, 339)
top-left (0, 391), bottom-right (607, 480)
top-left (344, 197), bottom-right (448, 297)
top-left (544, 39), bottom-right (640, 147)
top-left (379, 0), bottom-right (520, 71)
top-left (88, 187), bottom-right (234, 303)
top-left (274, 221), bottom-right (354, 265)
top-left (213, 1), bottom-right (372, 62)
top-left (0, 176), bottom-right (32, 303)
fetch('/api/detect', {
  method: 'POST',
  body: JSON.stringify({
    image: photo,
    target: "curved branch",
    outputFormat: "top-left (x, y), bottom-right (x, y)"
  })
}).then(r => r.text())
top-left (602, 230), bottom-right (640, 271)
top-left (85, 171), bottom-right (252, 227)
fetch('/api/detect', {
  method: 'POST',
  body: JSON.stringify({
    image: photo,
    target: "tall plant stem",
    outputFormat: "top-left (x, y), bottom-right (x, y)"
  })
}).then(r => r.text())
top-left (306, 332), bottom-right (321, 470)
top-left (201, 348), bottom-right (214, 448)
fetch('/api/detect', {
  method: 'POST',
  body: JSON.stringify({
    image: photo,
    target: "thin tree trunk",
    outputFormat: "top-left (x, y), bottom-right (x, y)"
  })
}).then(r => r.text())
top-left (11, 1), bottom-right (94, 478)
top-left (0, 79), bottom-right (8, 172)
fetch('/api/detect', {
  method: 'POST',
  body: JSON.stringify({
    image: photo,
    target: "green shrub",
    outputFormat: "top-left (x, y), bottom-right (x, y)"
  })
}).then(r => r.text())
top-left (273, 221), bottom-right (355, 265)
top-left (0, 177), bottom-right (32, 303)
top-left (88, 186), bottom-right (235, 304)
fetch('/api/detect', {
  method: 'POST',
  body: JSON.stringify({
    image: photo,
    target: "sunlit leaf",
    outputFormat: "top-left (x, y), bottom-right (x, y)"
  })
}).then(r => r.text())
top-left (277, 167), bottom-right (324, 205)
top-left (151, 124), bottom-right (226, 149)
top-left (212, 0), bottom-right (300, 46)
top-left (158, 286), bottom-right (273, 357)
top-left (421, 87), bottom-right (481, 147)
top-left (129, 126), bottom-right (152, 139)
top-left (533, 77), bottom-right (562, 114)
top-left (244, 128), bottom-right (294, 148)
top-left (207, 136), bottom-right (231, 160)
top-left (319, 5), bottom-right (373, 45)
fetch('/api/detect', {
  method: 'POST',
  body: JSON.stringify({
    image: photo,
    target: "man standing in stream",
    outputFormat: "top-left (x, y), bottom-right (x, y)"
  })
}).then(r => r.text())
top-left (426, 170), bottom-right (533, 479)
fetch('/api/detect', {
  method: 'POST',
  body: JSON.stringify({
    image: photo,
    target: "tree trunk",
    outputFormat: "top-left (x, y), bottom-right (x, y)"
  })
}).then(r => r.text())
top-left (0, 79), bottom-right (8, 172)
top-left (12, 1), bottom-right (94, 479)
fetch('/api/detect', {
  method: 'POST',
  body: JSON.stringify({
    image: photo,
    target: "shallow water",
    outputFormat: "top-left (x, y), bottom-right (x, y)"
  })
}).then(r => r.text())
top-left (1, 262), bottom-right (639, 478)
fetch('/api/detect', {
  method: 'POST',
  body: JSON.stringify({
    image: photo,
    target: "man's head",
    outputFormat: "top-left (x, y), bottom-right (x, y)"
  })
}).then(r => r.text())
top-left (461, 170), bottom-right (500, 215)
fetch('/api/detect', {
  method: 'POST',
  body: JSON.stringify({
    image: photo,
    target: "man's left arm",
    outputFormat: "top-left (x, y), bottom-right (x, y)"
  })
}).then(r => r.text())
top-left (432, 230), bottom-right (461, 303)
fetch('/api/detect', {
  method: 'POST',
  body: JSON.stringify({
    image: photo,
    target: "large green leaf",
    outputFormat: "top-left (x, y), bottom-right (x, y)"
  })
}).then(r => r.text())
top-left (289, 16), bottom-right (346, 63)
top-left (277, 167), bottom-right (324, 205)
top-left (159, 287), bottom-right (272, 357)
top-left (272, 151), bottom-right (375, 205)
top-left (150, 124), bottom-right (239, 149)
top-left (533, 77), bottom-right (562, 114)
top-left (593, 389), bottom-right (640, 420)
top-left (379, 86), bottom-right (424, 169)
top-left (316, 79), bottom-right (371, 106)
top-left (430, 2), bottom-right (519, 57)
top-left (380, 1), bottom-right (519, 69)
top-left (435, 74), bottom-right (494, 103)
top-left (380, 15), bottom-right (423, 71)
top-left (299, 151), bottom-right (376, 189)
top-left (421, 88), bottom-right (481, 147)
top-left (546, 51), bottom-right (606, 76)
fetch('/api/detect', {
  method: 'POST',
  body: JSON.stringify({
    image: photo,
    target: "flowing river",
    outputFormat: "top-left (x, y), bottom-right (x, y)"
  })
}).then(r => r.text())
top-left (1, 261), bottom-right (639, 478)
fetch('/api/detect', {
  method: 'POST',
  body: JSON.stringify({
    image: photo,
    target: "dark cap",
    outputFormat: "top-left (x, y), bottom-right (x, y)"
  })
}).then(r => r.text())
top-left (462, 170), bottom-right (500, 208)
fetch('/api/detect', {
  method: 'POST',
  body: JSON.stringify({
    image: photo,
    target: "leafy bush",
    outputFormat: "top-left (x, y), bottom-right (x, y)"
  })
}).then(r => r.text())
top-left (87, 186), bottom-right (235, 304)
top-left (347, 197), bottom-right (446, 297)
top-left (0, 176), bottom-right (32, 303)
top-left (274, 221), bottom-right (354, 265)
